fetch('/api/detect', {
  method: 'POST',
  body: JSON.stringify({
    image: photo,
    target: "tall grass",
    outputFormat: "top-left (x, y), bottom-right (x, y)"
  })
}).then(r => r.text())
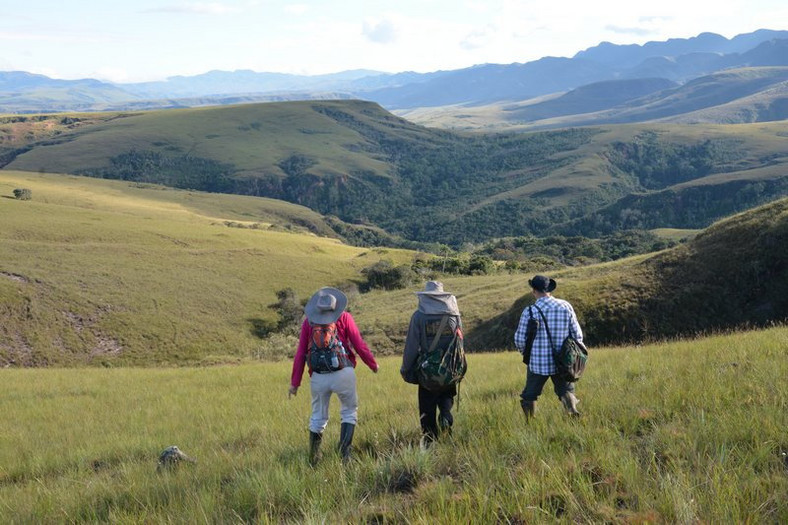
top-left (2, 327), bottom-right (786, 522)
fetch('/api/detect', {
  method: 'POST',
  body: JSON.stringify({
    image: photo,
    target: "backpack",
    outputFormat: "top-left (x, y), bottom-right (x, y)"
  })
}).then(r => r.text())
top-left (416, 315), bottom-right (467, 392)
top-left (308, 322), bottom-right (351, 373)
top-left (534, 305), bottom-right (588, 382)
top-left (554, 336), bottom-right (588, 382)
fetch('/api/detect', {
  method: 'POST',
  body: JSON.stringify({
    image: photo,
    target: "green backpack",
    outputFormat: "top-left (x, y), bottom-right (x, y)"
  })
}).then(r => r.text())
top-left (534, 306), bottom-right (588, 382)
top-left (416, 315), bottom-right (467, 392)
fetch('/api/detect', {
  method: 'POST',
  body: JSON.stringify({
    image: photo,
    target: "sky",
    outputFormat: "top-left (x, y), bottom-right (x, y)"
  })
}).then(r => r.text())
top-left (1, 0), bottom-right (786, 84)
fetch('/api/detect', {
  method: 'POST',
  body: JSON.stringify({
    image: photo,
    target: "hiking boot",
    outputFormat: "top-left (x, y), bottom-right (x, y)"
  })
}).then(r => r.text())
top-left (521, 400), bottom-right (535, 419)
top-left (338, 423), bottom-right (355, 463)
top-left (419, 433), bottom-right (435, 451)
top-left (560, 392), bottom-right (581, 417)
top-left (438, 414), bottom-right (453, 436)
top-left (309, 431), bottom-right (322, 466)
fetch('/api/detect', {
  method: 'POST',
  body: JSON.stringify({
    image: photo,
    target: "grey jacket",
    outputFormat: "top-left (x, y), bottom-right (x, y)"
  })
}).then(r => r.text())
top-left (400, 294), bottom-right (462, 383)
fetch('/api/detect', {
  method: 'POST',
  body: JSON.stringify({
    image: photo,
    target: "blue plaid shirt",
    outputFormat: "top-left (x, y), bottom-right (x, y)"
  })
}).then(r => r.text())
top-left (514, 295), bottom-right (583, 376)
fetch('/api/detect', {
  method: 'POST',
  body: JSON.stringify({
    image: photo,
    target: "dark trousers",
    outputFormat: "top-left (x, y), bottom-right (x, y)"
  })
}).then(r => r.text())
top-left (418, 384), bottom-right (456, 439)
top-left (520, 369), bottom-right (575, 402)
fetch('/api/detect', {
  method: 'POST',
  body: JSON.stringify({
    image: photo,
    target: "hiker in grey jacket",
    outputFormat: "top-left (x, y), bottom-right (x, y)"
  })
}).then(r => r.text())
top-left (401, 281), bottom-right (462, 446)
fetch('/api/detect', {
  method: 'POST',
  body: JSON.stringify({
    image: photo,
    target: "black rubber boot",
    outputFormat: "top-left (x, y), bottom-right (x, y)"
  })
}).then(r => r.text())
top-left (521, 400), bottom-right (535, 419)
top-left (438, 413), bottom-right (453, 436)
top-left (338, 423), bottom-right (355, 463)
top-left (560, 392), bottom-right (581, 417)
top-left (309, 431), bottom-right (322, 466)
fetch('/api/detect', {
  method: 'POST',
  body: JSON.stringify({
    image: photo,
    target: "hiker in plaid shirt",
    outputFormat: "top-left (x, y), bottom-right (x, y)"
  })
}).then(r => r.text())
top-left (514, 275), bottom-right (584, 418)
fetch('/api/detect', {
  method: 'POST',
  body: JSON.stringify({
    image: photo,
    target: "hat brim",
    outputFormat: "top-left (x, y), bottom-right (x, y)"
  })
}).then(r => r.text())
top-left (304, 287), bottom-right (348, 324)
top-left (528, 278), bottom-right (557, 293)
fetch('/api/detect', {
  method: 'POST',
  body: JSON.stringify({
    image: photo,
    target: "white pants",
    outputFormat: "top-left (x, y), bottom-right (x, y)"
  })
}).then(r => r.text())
top-left (309, 367), bottom-right (358, 433)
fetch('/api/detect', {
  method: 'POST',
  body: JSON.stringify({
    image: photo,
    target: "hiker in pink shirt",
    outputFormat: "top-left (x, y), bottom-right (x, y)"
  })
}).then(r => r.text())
top-left (289, 287), bottom-right (379, 464)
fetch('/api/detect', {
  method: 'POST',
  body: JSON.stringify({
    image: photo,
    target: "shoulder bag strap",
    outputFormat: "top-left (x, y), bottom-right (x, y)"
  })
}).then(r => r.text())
top-left (534, 305), bottom-right (557, 354)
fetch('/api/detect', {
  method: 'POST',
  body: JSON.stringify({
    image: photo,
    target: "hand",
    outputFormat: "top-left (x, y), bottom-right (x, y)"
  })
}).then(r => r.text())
top-left (288, 385), bottom-right (298, 398)
top-left (372, 364), bottom-right (379, 374)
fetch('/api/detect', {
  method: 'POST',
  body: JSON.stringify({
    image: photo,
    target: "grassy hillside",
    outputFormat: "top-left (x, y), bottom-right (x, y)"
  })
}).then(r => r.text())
top-left (0, 171), bottom-right (414, 366)
top-left (463, 196), bottom-right (788, 349)
top-left (1, 327), bottom-right (786, 522)
top-left (1, 102), bottom-right (395, 180)
top-left (3, 170), bottom-right (787, 364)
top-left (3, 101), bottom-right (788, 245)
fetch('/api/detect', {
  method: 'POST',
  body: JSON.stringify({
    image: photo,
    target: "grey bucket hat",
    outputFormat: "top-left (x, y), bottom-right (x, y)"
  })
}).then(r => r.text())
top-left (415, 280), bottom-right (452, 296)
top-left (304, 287), bottom-right (348, 324)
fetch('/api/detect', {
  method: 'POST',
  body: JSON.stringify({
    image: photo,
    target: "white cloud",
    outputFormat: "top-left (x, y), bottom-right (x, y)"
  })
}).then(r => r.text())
top-left (91, 67), bottom-right (133, 83)
top-left (284, 4), bottom-right (309, 15)
top-left (460, 29), bottom-right (491, 50)
top-left (638, 15), bottom-right (674, 23)
top-left (0, 30), bottom-right (107, 44)
top-left (604, 25), bottom-right (656, 37)
top-left (464, 1), bottom-right (490, 13)
top-left (363, 18), bottom-right (398, 44)
top-left (142, 2), bottom-right (241, 15)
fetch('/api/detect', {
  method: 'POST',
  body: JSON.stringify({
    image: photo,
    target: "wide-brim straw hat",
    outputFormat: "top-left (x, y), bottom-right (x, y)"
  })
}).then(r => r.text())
top-left (304, 287), bottom-right (348, 324)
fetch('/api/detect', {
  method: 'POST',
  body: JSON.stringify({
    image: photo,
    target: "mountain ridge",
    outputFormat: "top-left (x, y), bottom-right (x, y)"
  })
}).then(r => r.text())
top-left (2, 29), bottom-right (788, 117)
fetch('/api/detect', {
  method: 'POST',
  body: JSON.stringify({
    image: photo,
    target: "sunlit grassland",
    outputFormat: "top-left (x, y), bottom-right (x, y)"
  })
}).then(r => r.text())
top-left (4, 101), bottom-right (392, 179)
top-left (650, 228), bottom-right (699, 242)
top-left (352, 253), bottom-right (659, 352)
top-left (0, 171), bottom-right (413, 366)
top-left (1, 327), bottom-right (786, 523)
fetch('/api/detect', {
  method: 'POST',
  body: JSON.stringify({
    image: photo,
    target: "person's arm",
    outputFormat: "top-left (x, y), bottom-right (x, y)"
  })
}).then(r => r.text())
top-left (289, 319), bottom-right (311, 395)
top-left (514, 309), bottom-right (529, 352)
top-left (342, 312), bottom-right (379, 372)
top-left (566, 303), bottom-right (583, 343)
top-left (401, 313), bottom-right (420, 377)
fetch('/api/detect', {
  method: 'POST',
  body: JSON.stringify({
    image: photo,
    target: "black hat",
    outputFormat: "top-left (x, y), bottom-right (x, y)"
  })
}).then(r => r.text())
top-left (529, 275), bottom-right (556, 293)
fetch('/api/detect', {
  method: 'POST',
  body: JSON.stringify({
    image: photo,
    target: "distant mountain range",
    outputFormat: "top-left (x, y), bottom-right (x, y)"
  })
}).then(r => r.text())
top-left (2, 29), bottom-right (788, 125)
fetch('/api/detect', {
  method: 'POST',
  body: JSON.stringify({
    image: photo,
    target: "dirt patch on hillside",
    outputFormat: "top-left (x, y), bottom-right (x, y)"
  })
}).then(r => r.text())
top-left (0, 271), bottom-right (29, 283)
top-left (0, 335), bottom-right (36, 367)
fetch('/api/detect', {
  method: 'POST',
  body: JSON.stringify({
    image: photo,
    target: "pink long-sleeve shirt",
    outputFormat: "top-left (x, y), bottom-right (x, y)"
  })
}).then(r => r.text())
top-left (290, 311), bottom-right (379, 388)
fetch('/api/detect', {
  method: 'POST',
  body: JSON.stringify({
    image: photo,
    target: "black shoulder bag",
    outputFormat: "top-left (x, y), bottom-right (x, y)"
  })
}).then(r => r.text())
top-left (522, 306), bottom-right (539, 365)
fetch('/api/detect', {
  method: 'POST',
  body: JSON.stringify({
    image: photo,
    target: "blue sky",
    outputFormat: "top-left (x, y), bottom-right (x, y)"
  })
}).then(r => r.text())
top-left (1, 0), bottom-right (785, 83)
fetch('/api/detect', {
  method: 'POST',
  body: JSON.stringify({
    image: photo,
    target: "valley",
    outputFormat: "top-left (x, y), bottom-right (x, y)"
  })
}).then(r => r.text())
top-left (2, 26), bottom-right (788, 523)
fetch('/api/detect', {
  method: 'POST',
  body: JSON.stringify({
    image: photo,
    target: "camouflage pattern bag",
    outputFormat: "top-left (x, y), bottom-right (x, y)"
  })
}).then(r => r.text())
top-left (555, 336), bottom-right (588, 382)
top-left (416, 315), bottom-right (467, 392)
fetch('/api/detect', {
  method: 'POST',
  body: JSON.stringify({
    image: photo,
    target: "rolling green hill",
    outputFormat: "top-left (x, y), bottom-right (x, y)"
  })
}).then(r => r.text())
top-left (0, 171), bottom-right (415, 366)
top-left (464, 196), bottom-right (788, 349)
top-left (2, 170), bottom-right (787, 366)
top-left (2, 101), bottom-right (788, 246)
